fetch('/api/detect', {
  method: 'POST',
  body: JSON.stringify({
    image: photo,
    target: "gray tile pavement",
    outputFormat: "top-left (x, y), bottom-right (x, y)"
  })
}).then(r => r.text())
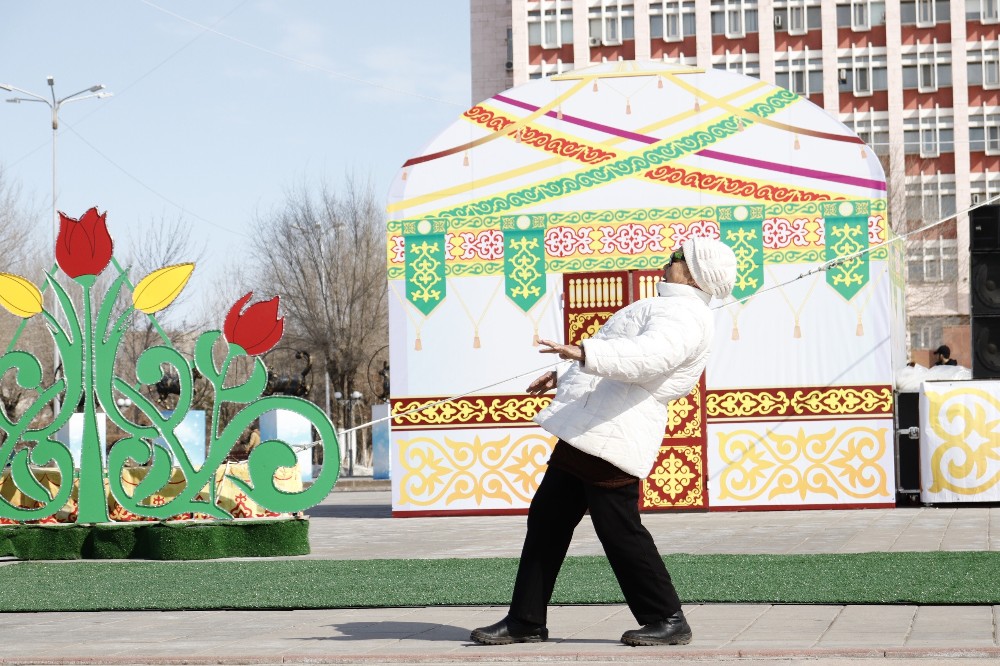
top-left (2, 487), bottom-right (1000, 664)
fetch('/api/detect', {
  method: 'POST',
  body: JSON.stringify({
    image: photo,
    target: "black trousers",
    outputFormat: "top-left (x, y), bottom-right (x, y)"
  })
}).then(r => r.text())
top-left (508, 465), bottom-right (682, 626)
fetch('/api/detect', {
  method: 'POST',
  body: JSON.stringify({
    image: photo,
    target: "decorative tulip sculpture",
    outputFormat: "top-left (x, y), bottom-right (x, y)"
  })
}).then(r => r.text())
top-left (0, 207), bottom-right (340, 523)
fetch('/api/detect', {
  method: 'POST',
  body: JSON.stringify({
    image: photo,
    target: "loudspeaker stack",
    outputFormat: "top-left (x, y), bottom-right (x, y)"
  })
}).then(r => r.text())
top-left (971, 205), bottom-right (1000, 379)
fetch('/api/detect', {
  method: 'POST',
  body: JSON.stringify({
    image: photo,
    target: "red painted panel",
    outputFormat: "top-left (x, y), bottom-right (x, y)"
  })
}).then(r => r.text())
top-left (527, 43), bottom-right (575, 65)
top-left (905, 154), bottom-right (956, 176)
top-left (970, 153), bottom-right (1000, 173)
top-left (774, 30), bottom-right (822, 52)
top-left (900, 23), bottom-right (953, 46)
top-left (902, 88), bottom-right (954, 110)
top-left (589, 40), bottom-right (636, 63)
top-left (712, 33), bottom-right (760, 56)
top-left (649, 36), bottom-right (697, 61)
top-left (969, 87), bottom-right (1000, 108)
top-left (837, 25), bottom-right (887, 48)
top-left (839, 90), bottom-right (889, 114)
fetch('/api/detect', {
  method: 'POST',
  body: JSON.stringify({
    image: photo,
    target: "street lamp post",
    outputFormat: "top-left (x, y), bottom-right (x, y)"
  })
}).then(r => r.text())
top-left (1, 77), bottom-right (113, 247)
top-left (1, 77), bottom-right (112, 416)
top-left (334, 390), bottom-right (363, 477)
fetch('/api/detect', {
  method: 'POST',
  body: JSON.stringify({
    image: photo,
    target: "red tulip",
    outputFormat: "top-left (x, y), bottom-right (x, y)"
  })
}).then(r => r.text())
top-left (223, 292), bottom-right (284, 355)
top-left (55, 207), bottom-right (114, 279)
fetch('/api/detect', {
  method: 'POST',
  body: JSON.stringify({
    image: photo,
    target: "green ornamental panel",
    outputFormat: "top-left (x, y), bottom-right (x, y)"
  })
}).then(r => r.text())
top-left (717, 205), bottom-right (765, 300)
top-left (403, 218), bottom-right (448, 317)
top-left (822, 201), bottom-right (870, 301)
top-left (502, 214), bottom-right (547, 312)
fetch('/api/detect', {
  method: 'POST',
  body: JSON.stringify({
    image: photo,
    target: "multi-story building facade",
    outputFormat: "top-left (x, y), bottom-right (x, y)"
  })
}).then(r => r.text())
top-left (471, 0), bottom-right (1000, 366)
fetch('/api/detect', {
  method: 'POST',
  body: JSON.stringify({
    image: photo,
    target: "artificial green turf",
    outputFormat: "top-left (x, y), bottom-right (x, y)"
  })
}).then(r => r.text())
top-left (1, 551), bottom-right (999, 612)
top-left (0, 519), bottom-right (309, 560)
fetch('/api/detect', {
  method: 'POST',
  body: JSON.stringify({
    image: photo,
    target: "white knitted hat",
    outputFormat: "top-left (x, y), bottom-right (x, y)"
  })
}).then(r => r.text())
top-left (681, 237), bottom-right (738, 299)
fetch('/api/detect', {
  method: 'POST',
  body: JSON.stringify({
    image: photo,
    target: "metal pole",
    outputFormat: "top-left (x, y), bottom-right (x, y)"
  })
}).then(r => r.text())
top-left (50, 101), bottom-right (60, 416)
top-left (348, 399), bottom-right (354, 478)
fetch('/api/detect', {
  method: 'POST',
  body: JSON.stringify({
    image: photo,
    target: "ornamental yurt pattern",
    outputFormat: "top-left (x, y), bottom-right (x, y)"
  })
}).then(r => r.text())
top-left (386, 61), bottom-right (904, 515)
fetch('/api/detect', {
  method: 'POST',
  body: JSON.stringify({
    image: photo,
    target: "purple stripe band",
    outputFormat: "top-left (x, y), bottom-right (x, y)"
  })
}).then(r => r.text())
top-left (698, 149), bottom-right (887, 192)
top-left (490, 93), bottom-right (886, 192)
top-left (493, 94), bottom-right (658, 144)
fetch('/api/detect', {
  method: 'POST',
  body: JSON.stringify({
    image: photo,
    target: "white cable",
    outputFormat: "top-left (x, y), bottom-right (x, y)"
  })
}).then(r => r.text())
top-left (298, 194), bottom-right (1000, 444)
top-left (717, 192), bottom-right (1000, 310)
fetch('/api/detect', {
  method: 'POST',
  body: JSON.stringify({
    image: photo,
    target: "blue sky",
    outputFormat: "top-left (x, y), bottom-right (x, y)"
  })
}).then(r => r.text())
top-left (0, 0), bottom-right (470, 321)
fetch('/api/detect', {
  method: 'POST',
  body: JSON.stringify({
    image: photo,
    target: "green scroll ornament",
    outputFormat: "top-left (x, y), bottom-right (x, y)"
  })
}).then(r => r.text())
top-left (502, 214), bottom-right (547, 312)
top-left (822, 201), bottom-right (871, 301)
top-left (0, 208), bottom-right (340, 523)
top-left (718, 205), bottom-right (765, 300)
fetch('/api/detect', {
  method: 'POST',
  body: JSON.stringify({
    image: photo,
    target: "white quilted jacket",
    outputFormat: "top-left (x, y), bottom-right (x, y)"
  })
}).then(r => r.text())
top-left (533, 282), bottom-right (714, 478)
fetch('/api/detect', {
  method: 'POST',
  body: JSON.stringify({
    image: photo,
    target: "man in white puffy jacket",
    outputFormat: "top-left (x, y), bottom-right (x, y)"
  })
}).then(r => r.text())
top-left (471, 236), bottom-right (737, 648)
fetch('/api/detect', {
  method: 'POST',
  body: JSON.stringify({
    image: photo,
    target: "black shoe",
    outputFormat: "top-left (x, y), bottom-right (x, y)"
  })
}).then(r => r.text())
top-left (621, 611), bottom-right (692, 646)
top-left (470, 616), bottom-right (548, 645)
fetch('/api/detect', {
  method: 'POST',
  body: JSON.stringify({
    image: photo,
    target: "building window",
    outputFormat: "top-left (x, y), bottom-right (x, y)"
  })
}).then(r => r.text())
top-left (838, 52), bottom-right (887, 95)
top-left (982, 0), bottom-right (1000, 23)
top-left (711, 0), bottom-right (758, 37)
top-left (837, 1), bottom-right (887, 28)
top-left (650, 1), bottom-right (696, 42)
top-left (986, 50), bottom-right (1000, 88)
top-left (852, 114), bottom-right (890, 153)
top-left (853, 0), bottom-right (871, 29)
top-left (920, 123), bottom-right (940, 157)
top-left (727, 0), bottom-right (745, 38)
top-left (907, 239), bottom-right (958, 283)
top-left (919, 59), bottom-right (938, 92)
top-left (589, 1), bottom-right (635, 46)
top-left (902, 0), bottom-right (949, 24)
top-left (528, 6), bottom-right (574, 48)
top-left (916, 0), bottom-right (935, 25)
top-left (776, 51), bottom-right (822, 97)
top-left (787, 1), bottom-right (807, 35)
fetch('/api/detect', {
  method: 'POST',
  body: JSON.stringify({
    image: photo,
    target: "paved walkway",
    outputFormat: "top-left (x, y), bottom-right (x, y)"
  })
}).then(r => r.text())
top-left (3, 487), bottom-right (1000, 664)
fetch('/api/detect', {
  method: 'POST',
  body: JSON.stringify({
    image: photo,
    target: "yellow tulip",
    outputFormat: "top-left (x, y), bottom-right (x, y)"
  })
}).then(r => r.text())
top-left (0, 272), bottom-right (43, 318)
top-left (132, 263), bottom-right (195, 314)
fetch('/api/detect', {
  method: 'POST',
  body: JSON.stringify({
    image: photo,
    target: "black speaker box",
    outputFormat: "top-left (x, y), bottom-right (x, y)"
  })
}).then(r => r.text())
top-left (971, 204), bottom-right (1000, 252)
top-left (973, 315), bottom-right (1000, 379)
top-left (971, 253), bottom-right (1000, 315)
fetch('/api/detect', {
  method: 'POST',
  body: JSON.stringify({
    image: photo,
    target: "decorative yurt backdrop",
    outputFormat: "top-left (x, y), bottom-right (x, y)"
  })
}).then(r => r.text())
top-left (385, 61), bottom-right (905, 516)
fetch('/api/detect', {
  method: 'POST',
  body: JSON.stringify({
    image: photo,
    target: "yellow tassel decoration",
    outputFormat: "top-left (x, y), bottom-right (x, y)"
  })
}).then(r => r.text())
top-left (401, 169), bottom-right (408, 181)
top-left (515, 128), bottom-right (522, 143)
top-left (731, 325), bottom-right (740, 341)
top-left (658, 77), bottom-right (663, 89)
top-left (737, 116), bottom-right (744, 131)
top-left (533, 332), bottom-right (540, 346)
top-left (694, 99), bottom-right (701, 112)
top-left (793, 323), bottom-right (802, 338)
top-left (626, 99), bottom-right (632, 115)
top-left (415, 336), bottom-right (422, 351)
top-left (557, 106), bottom-right (563, 120)
top-left (856, 317), bottom-right (864, 336)
top-left (463, 152), bottom-right (469, 166)
top-left (473, 334), bottom-right (481, 349)
top-left (592, 80), bottom-right (599, 92)
top-left (860, 145), bottom-right (867, 159)
top-left (794, 136), bottom-right (801, 150)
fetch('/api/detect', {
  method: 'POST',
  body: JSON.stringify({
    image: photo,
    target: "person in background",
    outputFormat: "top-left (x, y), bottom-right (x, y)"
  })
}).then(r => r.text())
top-left (933, 345), bottom-right (958, 366)
top-left (470, 237), bottom-right (738, 648)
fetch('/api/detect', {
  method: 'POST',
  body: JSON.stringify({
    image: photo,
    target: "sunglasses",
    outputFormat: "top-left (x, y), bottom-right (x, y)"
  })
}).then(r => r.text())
top-left (665, 249), bottom-right (685, 267)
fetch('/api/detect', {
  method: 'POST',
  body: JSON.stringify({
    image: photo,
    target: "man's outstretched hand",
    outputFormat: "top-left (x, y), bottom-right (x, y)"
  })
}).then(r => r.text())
top-left (537, 338), bottom-right (584, 363)
top-left (527, 370), bottom-right (557, 395)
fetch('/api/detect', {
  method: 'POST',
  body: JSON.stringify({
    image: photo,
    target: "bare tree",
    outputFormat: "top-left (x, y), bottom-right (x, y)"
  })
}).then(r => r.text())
top-left (0, 167), bottom-right (47, 427)
top-left (249, 174), bottom-right (388, 462)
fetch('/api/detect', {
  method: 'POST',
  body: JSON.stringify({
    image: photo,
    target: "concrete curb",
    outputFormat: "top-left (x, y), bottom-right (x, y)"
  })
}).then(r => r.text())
top-left (5, 646), bottom-right (1000, 664)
